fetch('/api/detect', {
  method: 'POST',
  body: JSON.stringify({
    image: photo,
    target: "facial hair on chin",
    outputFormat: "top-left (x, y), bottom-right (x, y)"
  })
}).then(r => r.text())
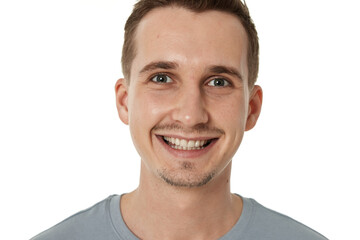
top-left (157, 167), bottom-right (216, 188)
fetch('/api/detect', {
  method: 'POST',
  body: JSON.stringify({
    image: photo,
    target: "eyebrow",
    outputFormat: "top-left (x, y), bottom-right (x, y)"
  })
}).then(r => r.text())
top-left (207, 65), bottom-right (244, 82)
top-left (139, 61), bottom-right (179, 75)
top-left (139, 61), bottom-right (243, 82)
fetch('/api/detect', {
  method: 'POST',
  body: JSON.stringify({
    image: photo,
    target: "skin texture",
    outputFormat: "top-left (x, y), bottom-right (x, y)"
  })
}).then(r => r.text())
top-left (115, 6), bottom-right (262, 240)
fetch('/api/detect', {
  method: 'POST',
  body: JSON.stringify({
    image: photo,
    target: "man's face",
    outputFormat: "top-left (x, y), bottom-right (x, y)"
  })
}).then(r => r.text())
top-left (117, 7), bottom-right (261, 187)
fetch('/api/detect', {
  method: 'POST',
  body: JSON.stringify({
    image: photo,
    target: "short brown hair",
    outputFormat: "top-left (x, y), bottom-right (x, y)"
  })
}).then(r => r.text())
top-left (121, 0), bottom-right (259, 87)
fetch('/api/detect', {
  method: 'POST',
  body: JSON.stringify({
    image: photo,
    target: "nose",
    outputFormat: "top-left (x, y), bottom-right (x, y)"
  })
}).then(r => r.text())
top-left (171, 86), bottom-right (209, 127)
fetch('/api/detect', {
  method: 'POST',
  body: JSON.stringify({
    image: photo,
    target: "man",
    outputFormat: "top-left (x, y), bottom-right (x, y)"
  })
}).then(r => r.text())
top-left (32, 0), bottom-right (327, 239)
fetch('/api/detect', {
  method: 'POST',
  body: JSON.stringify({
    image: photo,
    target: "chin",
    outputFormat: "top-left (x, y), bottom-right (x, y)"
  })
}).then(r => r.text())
top-left (156, 167), bottom-right (216, 188)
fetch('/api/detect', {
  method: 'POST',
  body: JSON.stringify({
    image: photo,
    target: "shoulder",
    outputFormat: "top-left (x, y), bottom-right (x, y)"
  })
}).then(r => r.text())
top-left (30, 195), bottom-right (121, 240)
top-left (244, 198), bottom-right (328, 240)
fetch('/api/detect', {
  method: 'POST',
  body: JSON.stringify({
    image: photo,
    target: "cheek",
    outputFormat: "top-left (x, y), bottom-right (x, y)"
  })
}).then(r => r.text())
top-left (129, 89), bottom-right (157, 119)
top-left (149, 96), bottom-right (169, 117)
top-left (128, 90), bottom-right (171, 132)
top-left (127, 91), bottom-right (156, 159)
top-left (211, 95), bottom-right (247, 155)
top-left (211, 96), bottom-right (247, 129)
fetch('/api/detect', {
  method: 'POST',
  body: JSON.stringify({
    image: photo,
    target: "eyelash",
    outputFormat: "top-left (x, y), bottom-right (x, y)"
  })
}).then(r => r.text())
top-left (207, 78), bottom-right (231, 87)
top-left (150, 73), bottom-right (173, 84)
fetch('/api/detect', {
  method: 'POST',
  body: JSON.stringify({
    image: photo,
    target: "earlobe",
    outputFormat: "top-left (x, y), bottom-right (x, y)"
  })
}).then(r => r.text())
top-left (245, 85), bottom-right (263, 131)
top-left (115, 78), bottom-right (129, 125)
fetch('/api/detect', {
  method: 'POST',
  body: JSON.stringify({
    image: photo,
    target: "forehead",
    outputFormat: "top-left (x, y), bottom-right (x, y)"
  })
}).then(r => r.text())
top-left (131, 7), bottom-right (248, 79)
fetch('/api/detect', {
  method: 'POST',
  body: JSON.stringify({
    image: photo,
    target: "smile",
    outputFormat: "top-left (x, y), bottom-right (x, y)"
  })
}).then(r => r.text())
top-left (162, 136), bottom-right (213, 150)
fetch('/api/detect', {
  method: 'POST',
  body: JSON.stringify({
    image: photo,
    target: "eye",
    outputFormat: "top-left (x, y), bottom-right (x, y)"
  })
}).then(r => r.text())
top-left (207, 78), bottom-right (230, 87)
top-left (151, 74), bottom-right (173, 84)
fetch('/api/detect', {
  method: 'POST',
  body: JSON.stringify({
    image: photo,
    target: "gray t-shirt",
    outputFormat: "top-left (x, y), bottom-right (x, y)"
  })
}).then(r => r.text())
top-left (31, 195), bottom-right (328, 240)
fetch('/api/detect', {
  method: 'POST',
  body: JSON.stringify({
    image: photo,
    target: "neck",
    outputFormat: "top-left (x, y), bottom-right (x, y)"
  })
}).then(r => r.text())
top-left (121, 162), bottom-right (243, 240)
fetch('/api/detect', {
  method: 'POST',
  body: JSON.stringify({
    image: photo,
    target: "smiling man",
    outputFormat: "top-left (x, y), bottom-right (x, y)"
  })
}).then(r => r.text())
top-left (31, 0), bottom-right (327, 239)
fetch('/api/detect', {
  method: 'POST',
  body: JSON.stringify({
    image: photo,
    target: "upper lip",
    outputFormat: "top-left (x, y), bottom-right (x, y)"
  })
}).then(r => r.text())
top-left (155, 134), bottom-right (220, 141)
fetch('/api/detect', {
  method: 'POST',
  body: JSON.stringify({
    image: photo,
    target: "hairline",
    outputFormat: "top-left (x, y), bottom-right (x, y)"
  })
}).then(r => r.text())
top-left (125, 5), bottom-right (251, 86)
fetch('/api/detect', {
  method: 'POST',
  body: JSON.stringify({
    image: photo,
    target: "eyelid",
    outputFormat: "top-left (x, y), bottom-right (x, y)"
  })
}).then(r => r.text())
top-left (206, 77), bottom-right (232, 87)
top-left (149, 73), bottom-right (174, 83)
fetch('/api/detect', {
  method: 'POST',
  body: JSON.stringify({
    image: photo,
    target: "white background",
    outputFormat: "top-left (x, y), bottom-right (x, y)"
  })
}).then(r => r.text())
top-left (0, 0), bottom-right (359, 239)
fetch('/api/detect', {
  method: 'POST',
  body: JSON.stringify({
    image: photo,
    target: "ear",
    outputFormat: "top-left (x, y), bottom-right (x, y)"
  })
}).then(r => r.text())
top-left (115, 78), bottom-right (129, 125)
top-left (245, 85), bottom-right (263, 131)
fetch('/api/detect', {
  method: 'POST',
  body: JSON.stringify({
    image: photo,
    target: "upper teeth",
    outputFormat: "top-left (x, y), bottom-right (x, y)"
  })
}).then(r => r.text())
top-left (163, 136), bottom-right (210, 150)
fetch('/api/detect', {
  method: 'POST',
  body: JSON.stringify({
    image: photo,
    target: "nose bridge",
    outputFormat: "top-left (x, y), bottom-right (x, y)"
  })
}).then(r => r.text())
top-left (172, 82), bottom-right (208, 126)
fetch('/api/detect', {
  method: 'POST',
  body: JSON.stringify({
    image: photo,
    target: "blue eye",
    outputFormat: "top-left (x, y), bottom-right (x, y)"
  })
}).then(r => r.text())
top-left (208, 78), bottom-right (230, 87)
top-left (151, 74), bottom-right (173, 83)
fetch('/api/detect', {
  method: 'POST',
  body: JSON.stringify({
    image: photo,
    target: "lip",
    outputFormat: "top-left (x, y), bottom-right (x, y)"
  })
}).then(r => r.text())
top-left (160, 134), bottom-right (216, 141)
top-left (155, 134), bottom-right (218, 159)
